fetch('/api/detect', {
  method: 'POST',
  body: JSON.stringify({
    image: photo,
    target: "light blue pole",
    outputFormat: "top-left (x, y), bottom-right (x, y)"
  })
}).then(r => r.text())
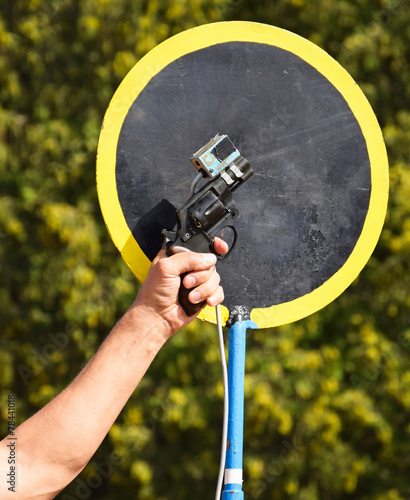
top-left (222, 315), bottom-right (257, 499)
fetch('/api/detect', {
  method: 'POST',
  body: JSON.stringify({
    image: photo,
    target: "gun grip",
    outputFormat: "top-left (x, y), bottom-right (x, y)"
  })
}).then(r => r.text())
top-left (167, 246), bottom-right (207, 316)
top-left (179, 273), bottom-right (207, 317)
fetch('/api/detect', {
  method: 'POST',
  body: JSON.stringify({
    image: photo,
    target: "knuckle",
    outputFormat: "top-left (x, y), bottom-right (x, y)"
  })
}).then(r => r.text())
top-left (157, 258), bottom-right (170, 274)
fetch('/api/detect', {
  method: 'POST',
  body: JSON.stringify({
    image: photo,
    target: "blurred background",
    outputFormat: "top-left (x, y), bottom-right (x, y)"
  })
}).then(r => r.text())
top-left (0, 1), bottom-right (409, 499)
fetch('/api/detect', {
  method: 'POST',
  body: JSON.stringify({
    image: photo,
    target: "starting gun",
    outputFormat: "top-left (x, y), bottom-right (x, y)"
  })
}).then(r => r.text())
top-left (162, 134), bottom-right (253, 315)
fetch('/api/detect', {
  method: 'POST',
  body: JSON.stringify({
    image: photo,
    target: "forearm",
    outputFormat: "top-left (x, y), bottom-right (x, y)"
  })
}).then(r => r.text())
top-left (57, 303), bottom-right (168, 458)
top-left (1, 304), bottom-right (167, 499)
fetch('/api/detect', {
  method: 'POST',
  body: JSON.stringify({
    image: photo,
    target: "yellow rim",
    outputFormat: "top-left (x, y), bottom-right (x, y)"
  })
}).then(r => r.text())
top-left (96, 21), bottom-right (388, 328)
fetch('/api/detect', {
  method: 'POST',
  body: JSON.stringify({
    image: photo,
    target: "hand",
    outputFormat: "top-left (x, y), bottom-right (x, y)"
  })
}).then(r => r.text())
top-left (133, 238), bottom-right (228, 339)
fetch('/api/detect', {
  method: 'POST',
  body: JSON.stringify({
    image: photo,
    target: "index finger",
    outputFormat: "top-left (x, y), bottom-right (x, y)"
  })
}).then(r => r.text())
top-left (213, 237), bottom-right (229, 256)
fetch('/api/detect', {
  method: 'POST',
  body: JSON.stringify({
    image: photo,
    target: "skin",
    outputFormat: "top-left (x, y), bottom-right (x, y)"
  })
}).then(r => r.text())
top-left (0, 240), bottom-right (228, 499)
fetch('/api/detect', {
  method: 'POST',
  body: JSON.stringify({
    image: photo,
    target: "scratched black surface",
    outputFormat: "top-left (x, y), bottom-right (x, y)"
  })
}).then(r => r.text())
top-left (115, 42), bottom-right (371, 310)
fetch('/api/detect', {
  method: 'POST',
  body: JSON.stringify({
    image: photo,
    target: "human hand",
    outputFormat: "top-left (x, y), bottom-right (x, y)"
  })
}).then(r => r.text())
top-left (132, 238), bottom-right (228, 339)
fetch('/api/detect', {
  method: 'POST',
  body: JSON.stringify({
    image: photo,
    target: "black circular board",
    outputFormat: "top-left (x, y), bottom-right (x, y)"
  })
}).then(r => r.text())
top-left (116, 41), bottom-right (370, 309)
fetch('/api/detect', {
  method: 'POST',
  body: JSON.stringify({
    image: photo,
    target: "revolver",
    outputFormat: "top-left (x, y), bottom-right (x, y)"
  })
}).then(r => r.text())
top-left (162, 134), bottom-right (253, 315)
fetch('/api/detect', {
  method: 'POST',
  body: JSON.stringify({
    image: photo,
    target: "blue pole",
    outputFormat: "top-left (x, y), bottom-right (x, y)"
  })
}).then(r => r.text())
top-left (222, 315), bottom-right (257, 499)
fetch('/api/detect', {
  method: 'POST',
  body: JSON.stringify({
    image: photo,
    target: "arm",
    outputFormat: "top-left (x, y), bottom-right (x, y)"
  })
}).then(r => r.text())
top-left (0, 243), bottom-right (227, 499)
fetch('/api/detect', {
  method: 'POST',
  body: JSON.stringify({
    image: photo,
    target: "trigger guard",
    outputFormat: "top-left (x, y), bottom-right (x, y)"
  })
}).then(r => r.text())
top-left (212, 225), bottom-right (238, 260)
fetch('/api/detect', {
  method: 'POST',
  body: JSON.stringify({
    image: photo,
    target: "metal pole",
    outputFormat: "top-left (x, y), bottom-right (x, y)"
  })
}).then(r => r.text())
top-left (222, 307), bottom-right (257, 499)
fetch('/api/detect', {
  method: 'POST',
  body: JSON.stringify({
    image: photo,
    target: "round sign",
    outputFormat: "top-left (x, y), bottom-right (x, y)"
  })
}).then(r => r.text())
top-left (97, 21), bottom-right (388, 329)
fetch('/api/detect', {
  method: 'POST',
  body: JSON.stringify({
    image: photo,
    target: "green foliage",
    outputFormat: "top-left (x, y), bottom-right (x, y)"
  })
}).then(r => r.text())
top-left (0, 0), bottom-right (409, 499)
